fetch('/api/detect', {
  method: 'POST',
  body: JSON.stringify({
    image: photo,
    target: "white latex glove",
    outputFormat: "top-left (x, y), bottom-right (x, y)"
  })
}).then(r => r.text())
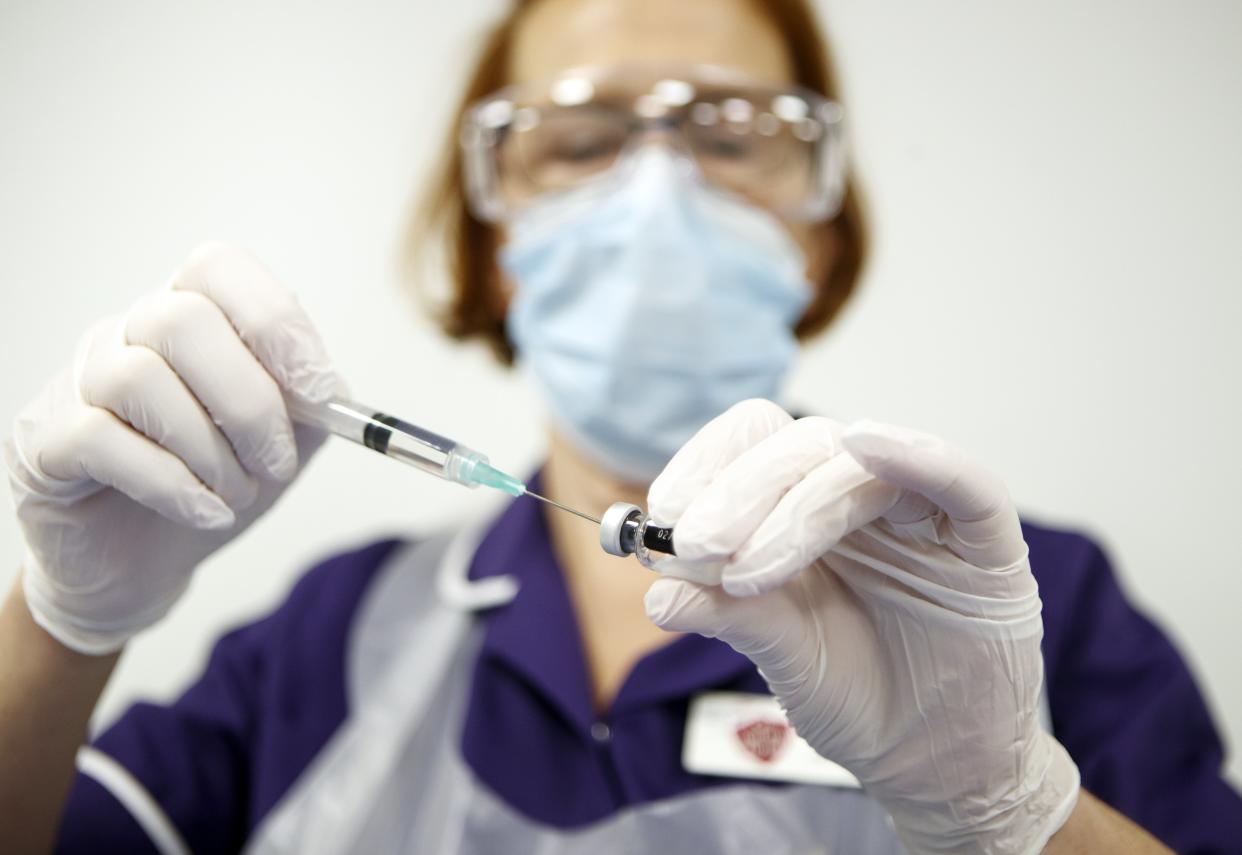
top-left (4, 242), bottom-right (340, 655)
top-left (643, 400), bottom-right (1080, 855)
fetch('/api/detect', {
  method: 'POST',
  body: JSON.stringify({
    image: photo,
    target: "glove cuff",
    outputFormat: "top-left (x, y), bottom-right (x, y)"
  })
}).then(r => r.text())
top-left (21, 558), bottom-right (186, 656)
top-left (23, 567), bottom-right (129, 655)
top-left (887, 731), bottom-right (1080, 855)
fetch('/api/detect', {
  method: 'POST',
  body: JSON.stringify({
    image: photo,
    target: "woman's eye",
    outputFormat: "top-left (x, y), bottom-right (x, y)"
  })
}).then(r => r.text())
top-left (551, 135), bottom-right (618, 162)
top-left (692, 128), bottom-right (755, 160)
top-left (703, 138), bottom-right (749, 158)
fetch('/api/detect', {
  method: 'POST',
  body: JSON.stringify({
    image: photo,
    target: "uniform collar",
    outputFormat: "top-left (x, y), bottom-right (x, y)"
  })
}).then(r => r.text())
top-left (467, 472), bottom-right (757, 734)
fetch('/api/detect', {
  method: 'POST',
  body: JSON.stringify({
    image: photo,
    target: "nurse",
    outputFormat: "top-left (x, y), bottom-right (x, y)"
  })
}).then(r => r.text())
top-left (2, 0), bottom-right (1240, 852)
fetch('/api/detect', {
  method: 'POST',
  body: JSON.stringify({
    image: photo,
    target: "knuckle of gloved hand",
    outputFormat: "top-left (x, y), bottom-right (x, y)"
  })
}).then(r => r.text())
top-left (229, 396), bottom-right (296, 479)
top-left (182, 240), bottom-right (295, 310)
top-left (787, 415), bottom-right (840, 450)
top-left (63, 405), bottom-right (115, 464)
top-left (237, 301), bottom-right (308, 366)
top-left (226, 388), bottom-right (286, 446)
top-left (244, 302), bottom-right (302, 354)
top-left (181, 240), bottom-right (246, 281)
top-left (129, 289), bottom-right (211, 345)
top-left (726, 398), bottom-right (790, 430)
top-left (81, 345), bottom-right (163, 413)
top-left (261, 313), bottom-right (337, 400)
top-left (646, 476), bottom-right (681, 524)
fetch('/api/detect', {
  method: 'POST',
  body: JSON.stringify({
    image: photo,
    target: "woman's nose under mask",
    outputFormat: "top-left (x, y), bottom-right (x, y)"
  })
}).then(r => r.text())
top-left (502, 147), bottom-right (813, 483)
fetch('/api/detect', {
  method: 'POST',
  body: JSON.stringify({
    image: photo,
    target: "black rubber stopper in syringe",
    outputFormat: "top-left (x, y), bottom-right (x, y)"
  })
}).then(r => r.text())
top-left (599, 502), bottom-right (676, 563)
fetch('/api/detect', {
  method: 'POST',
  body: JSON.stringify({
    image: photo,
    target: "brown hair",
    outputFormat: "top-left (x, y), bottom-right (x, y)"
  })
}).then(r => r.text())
top-left (407, 0), bottom-right (867, 365)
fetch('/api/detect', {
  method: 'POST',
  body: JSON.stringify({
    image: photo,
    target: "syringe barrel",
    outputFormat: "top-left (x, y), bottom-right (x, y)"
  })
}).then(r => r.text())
top-left (286, 396), bottom-right (483, 487)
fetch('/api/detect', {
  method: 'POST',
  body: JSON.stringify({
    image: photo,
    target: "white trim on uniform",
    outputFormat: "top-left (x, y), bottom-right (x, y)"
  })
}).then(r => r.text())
top-left (76, 745), bottom-right (191, 855)
top-left (435, 509), bottom-right (519, 611)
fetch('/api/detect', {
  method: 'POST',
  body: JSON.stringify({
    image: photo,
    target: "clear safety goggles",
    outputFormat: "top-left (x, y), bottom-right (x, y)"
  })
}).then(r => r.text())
top-left (460, 65), bottom-right (847, 223)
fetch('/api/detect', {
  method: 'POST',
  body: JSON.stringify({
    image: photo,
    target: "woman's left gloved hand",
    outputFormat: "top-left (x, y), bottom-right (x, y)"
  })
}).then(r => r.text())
top-left (643, 399), bottom-right (1080, 855)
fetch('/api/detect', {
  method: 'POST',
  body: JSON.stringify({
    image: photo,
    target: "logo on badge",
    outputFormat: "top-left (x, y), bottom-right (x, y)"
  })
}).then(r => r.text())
top-left (734, 718), bottom-right (789, 763)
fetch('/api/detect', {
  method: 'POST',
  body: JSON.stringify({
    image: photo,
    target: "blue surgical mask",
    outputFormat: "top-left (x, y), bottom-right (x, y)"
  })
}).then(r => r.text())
top-left (501, 148), bottom-right (812, 483)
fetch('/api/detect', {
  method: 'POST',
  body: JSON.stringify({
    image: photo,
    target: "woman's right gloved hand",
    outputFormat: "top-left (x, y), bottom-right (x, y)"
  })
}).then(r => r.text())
top-left (3, 243), bottom-right (341, 655)
top-left (644, 401), bottom-right (1079, 855)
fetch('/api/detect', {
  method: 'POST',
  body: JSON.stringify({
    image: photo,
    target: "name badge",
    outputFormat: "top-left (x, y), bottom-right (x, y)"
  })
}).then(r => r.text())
top-left (682, 692), bottom-right (860, 789)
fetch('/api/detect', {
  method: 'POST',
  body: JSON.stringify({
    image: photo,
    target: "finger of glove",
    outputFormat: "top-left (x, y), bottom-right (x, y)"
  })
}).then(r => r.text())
top-left (645, 576), bottom-right (769, 642)
top-left (124, 290), bottom-right (299, 482)
top-left (645, 576), bottom-right (808, 670)
top-left (8, 360), bottom-right (94, 496)
top-left (723, 453), bottom-right (902, 597)
top-left (671, 416), bottom-right (843, 564)
top-left (37, 404), bottom-right (235, 529)
top-left (77, 326), bottom-right (260, 510)
top-left (645, 577), bottom-right (727, 637)
top-left (841, 420), bottom-right (1026, 567)
top-left (170, 242), bottom-right (337, 403)
top-left (648, 399), bottom-right (792, 526)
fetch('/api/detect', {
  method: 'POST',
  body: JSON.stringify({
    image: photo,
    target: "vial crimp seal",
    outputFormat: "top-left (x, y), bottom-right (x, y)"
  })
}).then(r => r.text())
top-left (599, 502), bottom-right (676, 568)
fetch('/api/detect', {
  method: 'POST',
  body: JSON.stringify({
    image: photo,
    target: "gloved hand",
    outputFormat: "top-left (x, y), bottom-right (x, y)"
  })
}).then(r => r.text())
top-left (644, 400), bottom-right (1080, 855)
top-left (4, 242), bottom-right (340, 655)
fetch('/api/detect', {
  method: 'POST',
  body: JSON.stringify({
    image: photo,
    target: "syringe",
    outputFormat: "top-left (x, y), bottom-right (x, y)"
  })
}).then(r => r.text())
top-left (285, 396), bottom-right (642, 545)
top-left (286, 395), bottom-right (527, 495)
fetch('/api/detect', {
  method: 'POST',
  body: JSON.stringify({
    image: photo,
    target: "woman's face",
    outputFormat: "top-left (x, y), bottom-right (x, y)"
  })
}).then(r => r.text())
top-left (505, 0), bottom-right (833, 284)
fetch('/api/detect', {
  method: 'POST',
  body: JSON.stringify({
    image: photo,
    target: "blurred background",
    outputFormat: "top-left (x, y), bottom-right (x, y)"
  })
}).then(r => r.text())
top-left (1, 0), bottom-right (1239, 788)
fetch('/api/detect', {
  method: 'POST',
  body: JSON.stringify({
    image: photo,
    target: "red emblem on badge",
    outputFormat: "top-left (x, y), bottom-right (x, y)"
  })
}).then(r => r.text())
top-left (735, 718), bottom-right (789, 763)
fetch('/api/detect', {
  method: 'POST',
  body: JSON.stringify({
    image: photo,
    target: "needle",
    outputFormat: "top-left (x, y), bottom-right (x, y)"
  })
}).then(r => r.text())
top-left (523, 489), bottom-right (602, 525)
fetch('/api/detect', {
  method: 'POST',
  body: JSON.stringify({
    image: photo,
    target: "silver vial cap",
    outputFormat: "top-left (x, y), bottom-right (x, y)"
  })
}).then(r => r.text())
top-left (599, 502), bottom-right (643, 557)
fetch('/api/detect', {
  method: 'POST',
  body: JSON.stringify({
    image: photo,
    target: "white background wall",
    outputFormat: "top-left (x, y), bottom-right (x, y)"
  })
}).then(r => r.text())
top-left (2, 0), bottom-right (1239, 791)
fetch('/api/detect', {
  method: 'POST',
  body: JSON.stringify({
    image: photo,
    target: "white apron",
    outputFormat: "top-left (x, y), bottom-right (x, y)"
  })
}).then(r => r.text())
top-left (241, 515), bottom-right (907, 855)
